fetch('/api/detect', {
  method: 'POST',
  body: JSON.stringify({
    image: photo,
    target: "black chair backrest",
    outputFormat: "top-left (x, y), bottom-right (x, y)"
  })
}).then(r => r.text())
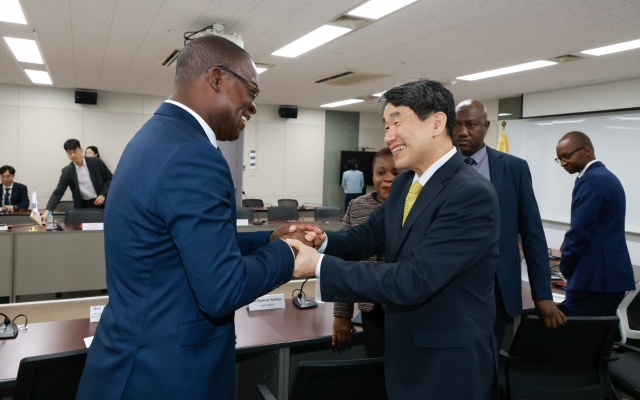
top-left (289, 358), bottom-right (387, 400)
top-left (314, 206), bottom-right (342, 219)
top-left (57, 201), bottom-right (75, 212)
top-left (242, 198), bottom-right (264, 207)
top-left (504, 315), bottom-right (619, 400)
top-left (14, 348), bottom-right (88, 400)
top-left (236, 207), bottom-right (254, 221)
top-left (268, 206), bottom-right (299, 221)
top-left (277, 199), bottom-right (298, 208)
top-left (64, 209), bottom-right (104, 224)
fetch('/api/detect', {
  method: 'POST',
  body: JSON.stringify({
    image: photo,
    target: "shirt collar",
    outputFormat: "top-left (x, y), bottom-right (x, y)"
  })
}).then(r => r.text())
top-left (467, 144), bottom-right (488, 164)
top-left (164, 100), bottom-right (218, 148)
top-left (3, 183), bottom-right (13, 190)
top-left (578, 159), bottom-right (599, 179)
top-left (413, 147), bottom-right (457, 186)
top-left (74, 158), bottom-right (87, 169)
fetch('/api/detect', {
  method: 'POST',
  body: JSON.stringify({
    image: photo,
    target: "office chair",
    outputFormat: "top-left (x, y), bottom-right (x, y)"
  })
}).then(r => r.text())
top-left (314, 206), bottom-right (342, 219)
top-left (256, 358), bottom-right (387, 400)
top-left (267, 206), bottom-right (299, 221)
top-left (13, 348), bottom-right (88, 400)
top-left (64, 209), bottom-right (105, 224)
top-left (56, 200), bottom-right (75, 212)
top-left (500, 315), bottom-right (620, 400)
top-left (242, 198), bottom-right (264, 207)
top-left (277, 199), bottom-right (298, 208)
top-left (609, 283), bottom-right (640, 399)
top-left (236, 207), bottom-right (254, 221)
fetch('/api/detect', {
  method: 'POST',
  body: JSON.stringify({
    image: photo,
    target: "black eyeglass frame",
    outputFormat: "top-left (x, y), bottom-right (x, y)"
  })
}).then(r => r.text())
top-left (555, 146), bottom-right (585, 164)
top-left (209, 65), bottom-right (260, 101)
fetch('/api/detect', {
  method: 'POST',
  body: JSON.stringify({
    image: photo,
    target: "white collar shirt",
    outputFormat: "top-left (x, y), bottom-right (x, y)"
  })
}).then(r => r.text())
top-left (75, 158), bottom-right (98, 200)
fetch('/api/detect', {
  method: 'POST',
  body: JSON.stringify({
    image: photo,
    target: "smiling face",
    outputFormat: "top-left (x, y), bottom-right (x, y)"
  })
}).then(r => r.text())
top-left (372, 153), bottom-right (398, 202)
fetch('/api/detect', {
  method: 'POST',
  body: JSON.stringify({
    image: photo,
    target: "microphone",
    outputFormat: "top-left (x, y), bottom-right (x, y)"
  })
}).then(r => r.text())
top-left (292, 279), bottom-right (318, 309)
top-left (241, 191), bottom-right (264, 225)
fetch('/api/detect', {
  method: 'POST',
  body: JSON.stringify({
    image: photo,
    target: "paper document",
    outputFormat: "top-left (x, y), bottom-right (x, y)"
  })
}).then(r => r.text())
top-left (84, 336), bottom-right (94, 348)
top-left (552, 293), bottom-right (566, 303)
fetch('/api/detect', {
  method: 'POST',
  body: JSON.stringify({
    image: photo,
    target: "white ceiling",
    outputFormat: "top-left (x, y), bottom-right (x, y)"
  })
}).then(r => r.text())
top-left (1, 0), bottom-right (639, 113)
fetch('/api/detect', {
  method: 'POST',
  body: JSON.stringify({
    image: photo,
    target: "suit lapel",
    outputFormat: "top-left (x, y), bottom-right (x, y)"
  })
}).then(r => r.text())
top-left (155, 102), bottom-right (209, 141)
top-left (487, 147), bottom-right (504, 195)
top-left (386, 175), bottom-right (412, 262)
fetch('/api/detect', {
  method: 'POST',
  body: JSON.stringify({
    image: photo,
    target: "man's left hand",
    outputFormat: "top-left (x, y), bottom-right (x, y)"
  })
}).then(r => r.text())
top-left (534, 299), bottom-right (567, 328)
top-left (270, 223), bottom-right (326, 249)
top-left (94, 195), bottom-right (106, 206)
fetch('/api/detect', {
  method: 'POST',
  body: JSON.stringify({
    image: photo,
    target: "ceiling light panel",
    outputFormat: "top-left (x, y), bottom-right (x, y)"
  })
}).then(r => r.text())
top-left (372, 92), bottom-right (385, 97)
top-left (348, 0), bottom-right (418, 20)
top-left (272, 25), bottom-right (352, 58)
top-left (24, 69), bottom-right (52, 85)
top-left (456, 60), bottom-right (557, 81)
top-left (4, 37), bottom-right (44, 64)
top-left (0, 0), bottom-right (27, 24)
top-left (320, 99), bottom-right (364, 108)
top-left (581, 39), bottom-right (640, 56)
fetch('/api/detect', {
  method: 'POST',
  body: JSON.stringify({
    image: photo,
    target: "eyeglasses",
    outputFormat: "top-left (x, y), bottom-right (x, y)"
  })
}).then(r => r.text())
top-left (211, 65), bottom-right (260, 101)
top-left (555, 146), bottom-right (584, 164)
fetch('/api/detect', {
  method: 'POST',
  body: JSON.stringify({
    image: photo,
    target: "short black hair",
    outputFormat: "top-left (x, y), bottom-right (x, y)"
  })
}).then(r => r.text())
top-left (64, 139), bottom-right (81, 151)
top-left (86, 146), bottom-right (100, 157)
top-left (381, 79), bottom-right (456, 138)
top-left (346, 159), bottom-right (357, 170)
top-left (0, 165), bottom-right (15, 175)
top-left (175, 36), bottom-right (250, 84)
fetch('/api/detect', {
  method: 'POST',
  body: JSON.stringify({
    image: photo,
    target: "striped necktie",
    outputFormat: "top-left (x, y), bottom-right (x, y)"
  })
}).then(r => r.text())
top-left (402, 181), bottom-right (423, 226)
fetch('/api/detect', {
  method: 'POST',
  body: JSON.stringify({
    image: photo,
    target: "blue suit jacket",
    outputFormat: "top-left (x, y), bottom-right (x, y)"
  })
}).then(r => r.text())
top-left (321, 153), bottom-right (500, 399)
top-left (4, 182), bottom-right (29, 210)
top-left (77, 103), bottom-right (294, 400)
top-left (486, 147), bottom-right (552, 317)
top-left (561, 161), bottom-right (634, 293)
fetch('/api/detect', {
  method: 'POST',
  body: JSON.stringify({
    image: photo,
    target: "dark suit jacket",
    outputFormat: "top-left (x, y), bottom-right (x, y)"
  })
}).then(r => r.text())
top-left (77, 103), bottom-right (294, 400)
top-left (486, 147), bottom-right (552, 317)
top-left (46, 157), bottom-right (113, 210)
top-left (321, 153), bottom-right (501, 399)
top-left (4, 182), bottom-right (29, 210)
top-left (561, 161), bottom-right (634, 293)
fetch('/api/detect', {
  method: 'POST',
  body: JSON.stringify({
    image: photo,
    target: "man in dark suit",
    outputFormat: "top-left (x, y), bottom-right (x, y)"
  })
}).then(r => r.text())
top-left (288, 80), bottom-right (501, 399)
top-left (40, 139), bottom-right (113, 217)
top-left (556, 131), bottom-right (635, 316)
top-left (0, 165), bottom-right (29, 211)
top-left (453, 100), bottom-right (565, 346)
top-left (77, 36), bottom-right (323, 400)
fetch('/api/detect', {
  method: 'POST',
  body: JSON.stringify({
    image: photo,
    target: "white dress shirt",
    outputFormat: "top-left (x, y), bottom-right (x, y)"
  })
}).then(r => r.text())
top-left (577, 159), bottom-right (599, 179)
top-left (75, 158), bottom-right (98, 200)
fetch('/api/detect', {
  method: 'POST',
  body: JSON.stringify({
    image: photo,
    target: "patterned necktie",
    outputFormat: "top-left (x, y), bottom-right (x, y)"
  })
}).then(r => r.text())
top-left (3, 188), bottom-right (9, 206)
top-left (464, 157), bottom-right (476, 166)
top-left (402, 181), bottom-right (423, 226)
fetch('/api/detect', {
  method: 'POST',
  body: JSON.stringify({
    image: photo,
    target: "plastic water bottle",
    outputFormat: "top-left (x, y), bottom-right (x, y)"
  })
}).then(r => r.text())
top-left (46, 211), bottom-right (54, 231)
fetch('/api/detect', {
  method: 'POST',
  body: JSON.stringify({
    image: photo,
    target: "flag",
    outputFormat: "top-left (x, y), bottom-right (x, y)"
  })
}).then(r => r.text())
top-left (497, 127), bottom-right (510, 154)
top-left (30, 188), bottom-right (43, 226)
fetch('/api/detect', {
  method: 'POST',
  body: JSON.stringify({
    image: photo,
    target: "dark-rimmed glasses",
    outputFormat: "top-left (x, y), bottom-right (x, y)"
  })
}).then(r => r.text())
top-left (555, 146), bottom-right (584, 164)
top-left (210, 65), bottom-right (260, 101)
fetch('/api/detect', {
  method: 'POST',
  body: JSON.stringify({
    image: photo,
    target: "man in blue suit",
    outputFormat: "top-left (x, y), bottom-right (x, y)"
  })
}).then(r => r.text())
top-left (77, 36), bottom-right (323, 400)
top-left (556, 131), bottom-right (635, 316)
top-left (0, 165), bottom-right (29, 211)
top-left (453, 100), bottom-right (565, 346)
top-left (289, 80), bottom-right (501, 399)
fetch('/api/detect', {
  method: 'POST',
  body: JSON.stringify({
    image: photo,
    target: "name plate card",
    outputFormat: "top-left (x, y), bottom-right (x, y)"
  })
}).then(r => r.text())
top-left (248, 294), bottom-right (285, 311)
top-left (82, 223), bottom-right (104, 231)
top-left (236, 219), bottom-right (249, 226)
top-left (90, 305), bottom-right (105, 322)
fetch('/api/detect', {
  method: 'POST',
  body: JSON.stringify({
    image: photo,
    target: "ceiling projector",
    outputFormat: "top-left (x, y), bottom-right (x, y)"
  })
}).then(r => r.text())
top-left (189, 23), bottom-right (244, 48)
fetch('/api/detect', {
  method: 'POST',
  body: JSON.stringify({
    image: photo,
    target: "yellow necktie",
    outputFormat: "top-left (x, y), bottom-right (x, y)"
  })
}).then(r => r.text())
top-left (402, 181), bottom-right (423, 226)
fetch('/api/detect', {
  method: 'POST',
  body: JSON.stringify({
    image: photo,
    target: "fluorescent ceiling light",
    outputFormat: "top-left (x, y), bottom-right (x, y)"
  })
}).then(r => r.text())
top-left (348, 0), bottom-right (418, 20)
top-left (372, 92), bottom-right (385, 97)
top-left (581, 39), bottom-right (640, 56)
top-left (4, 37), bottom-right (43, 64)
top-left (321, 99), bottom-right (364, 108)
top-left (456, 60), bottom-right (557, 81)
top-left (0, 0), bottom-right (27, 24)
top-left (498, 113), bottom-right (512, 117)
top-left (256, 67), bottom-right (267, 74)
top-left (272, 25), bottom-right (351, 58)
top-left (24, 69), bottom-right (52, 85)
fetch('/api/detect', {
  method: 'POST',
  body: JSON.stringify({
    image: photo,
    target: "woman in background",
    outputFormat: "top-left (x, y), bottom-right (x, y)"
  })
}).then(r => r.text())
top-left (332, 147), bottom-right (398, 357)
top-left (341, 158), bottom-right (364, 212)
top-left (85, 146), bottom-right (100, 158)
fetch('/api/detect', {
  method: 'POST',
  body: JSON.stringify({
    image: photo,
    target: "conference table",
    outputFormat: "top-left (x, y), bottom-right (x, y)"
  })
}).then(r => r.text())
top-left (247, 205), bottom-right (319, 219)
top-left (0, 299), bottom-right (365, 400)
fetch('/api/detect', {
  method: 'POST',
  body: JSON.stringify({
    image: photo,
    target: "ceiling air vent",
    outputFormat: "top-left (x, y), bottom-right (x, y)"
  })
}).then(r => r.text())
top-left (552, 54), bottom-right (583, 63)
top-left (313, 70), bottom-right (387, 86)
top-left (160, 48), bottom-right (181, 67)
top-left (329, 15), bottom-right (372, 30)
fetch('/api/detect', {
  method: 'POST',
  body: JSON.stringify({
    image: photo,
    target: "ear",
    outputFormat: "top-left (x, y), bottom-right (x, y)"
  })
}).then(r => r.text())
top-left (208, 67), bottom-right (222, 92)
top-left (432, 112), bottom-right (447, 137)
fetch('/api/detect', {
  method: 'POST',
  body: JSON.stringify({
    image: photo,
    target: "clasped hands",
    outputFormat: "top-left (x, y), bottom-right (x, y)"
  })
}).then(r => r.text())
top-left (270, 223), bottom-right (324, 279)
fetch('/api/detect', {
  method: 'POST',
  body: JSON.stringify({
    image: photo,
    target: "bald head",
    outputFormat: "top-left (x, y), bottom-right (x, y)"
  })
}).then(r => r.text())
top-left (559, 131), bottom-right (593, 150)
top-left (175, 36), bottom-right (251, 85)
top-left (453, 99), bottom-right (490, 156)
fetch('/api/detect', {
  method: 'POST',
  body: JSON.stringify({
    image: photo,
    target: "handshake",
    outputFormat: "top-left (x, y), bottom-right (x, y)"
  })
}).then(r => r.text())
top-left (270, 223), bottom-right (326, 280)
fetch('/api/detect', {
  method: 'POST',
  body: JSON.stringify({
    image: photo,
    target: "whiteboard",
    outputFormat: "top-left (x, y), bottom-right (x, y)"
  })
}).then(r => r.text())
top-left (507, 110), bottom-right (640, 234)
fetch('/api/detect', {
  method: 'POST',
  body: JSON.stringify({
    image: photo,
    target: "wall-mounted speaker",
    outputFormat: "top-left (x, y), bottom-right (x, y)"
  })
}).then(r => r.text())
top-left (75, 91), bottom-right (97, 105)
top-left (278, 105), bottom-right (298, 119)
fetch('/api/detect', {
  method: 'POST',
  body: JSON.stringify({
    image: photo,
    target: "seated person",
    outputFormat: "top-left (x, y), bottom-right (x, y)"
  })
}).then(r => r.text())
top-left (333, 147), bottom-right (398, 357)
top-left (41, 139), bottom-right (113, 218)
top-left (85, 146), bottom-right (101, 158)
top-left (1, 165), bottom-right (29, 211)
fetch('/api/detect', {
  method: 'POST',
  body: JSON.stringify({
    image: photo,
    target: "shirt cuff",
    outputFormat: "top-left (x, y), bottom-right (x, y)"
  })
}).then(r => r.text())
top-left (315, 254), bottom-right (324, 278)
top-left (317, 236), bottom-right (328, 253)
